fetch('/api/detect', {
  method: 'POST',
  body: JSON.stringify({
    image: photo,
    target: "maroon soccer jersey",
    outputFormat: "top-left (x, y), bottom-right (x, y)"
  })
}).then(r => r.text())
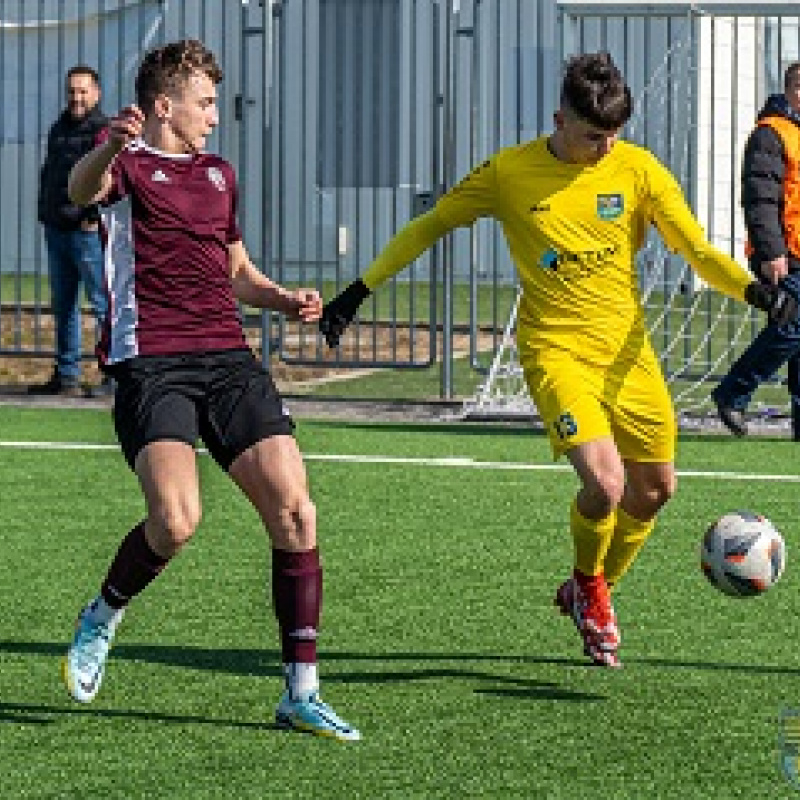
top-left (98, 139), bottom-right (246, 363)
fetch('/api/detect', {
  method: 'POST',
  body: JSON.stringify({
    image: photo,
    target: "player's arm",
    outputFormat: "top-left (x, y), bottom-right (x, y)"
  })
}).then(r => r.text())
top-left (319, 208), bottom-right (453, 347)
top-left (320, 157), bottom-right (498, 348)
top-left (68, 105), bottom-right (143, 206)
top-left (228, 239), bottom-right (321, 322)
top-left (647, 162), bottom-right (797, 325)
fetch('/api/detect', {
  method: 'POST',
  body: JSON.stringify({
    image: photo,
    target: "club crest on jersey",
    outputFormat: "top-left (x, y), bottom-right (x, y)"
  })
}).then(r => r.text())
top-left (554, 412), bottom-right (578, 440)
top-left (597, 193), bottom-right (623, 220)
top-left (207, 166), bottom-right (226, 192)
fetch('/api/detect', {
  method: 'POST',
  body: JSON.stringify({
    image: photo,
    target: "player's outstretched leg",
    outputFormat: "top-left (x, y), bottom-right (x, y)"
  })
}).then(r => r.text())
top-left (62, 520), bottom-right (166, 703)
top-left (555, 571), bottom-right (621, 668)
top-left (61, 597), bottom-right (124, 703)
top-left (275, 664), bottom-right (361, 742)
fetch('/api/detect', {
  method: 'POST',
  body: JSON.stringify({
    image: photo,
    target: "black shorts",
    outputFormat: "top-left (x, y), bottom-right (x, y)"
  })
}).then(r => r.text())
top-left (110, 349), bottom-right (295, 471)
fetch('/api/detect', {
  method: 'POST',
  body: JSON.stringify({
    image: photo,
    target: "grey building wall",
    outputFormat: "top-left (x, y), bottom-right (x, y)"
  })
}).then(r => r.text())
top-left (0, 0), bottom-right (266, 276)
top-left (273, 2), bottom-right (795, 293)
top-left (2, 0), bottom-right (795, 292)
top-left (271, 1), bottom-right (722, 288)
top-left (271, 0), bottom-right (564, 287)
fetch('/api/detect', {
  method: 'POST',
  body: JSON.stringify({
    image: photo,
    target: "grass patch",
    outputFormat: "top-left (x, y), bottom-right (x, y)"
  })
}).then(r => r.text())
top-left (0, 407), bottom-right (799, 797)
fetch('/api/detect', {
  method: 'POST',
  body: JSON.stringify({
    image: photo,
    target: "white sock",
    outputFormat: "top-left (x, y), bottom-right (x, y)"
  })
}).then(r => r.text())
top-left (284, 663), bottom-right (319, 699)
top-left (87, 596), bottom-right (125, 626)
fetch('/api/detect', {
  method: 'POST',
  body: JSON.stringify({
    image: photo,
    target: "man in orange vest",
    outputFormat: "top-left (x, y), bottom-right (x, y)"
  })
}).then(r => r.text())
top-left (713, 62), bottom-right (800, 439)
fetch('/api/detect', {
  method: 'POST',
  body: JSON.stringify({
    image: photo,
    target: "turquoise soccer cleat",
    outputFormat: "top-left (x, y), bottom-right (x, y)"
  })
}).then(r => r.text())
top-left (275, 690), bottom-right (361, 742)
top-left (61, 603), bottom-right (123, 703)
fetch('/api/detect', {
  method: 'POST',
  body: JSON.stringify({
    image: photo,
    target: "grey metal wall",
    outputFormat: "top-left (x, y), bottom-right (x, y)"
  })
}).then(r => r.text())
top-left (0, 0), bottom-right (266, 357)
top-left (269, 0), bottom-right (567, 376)
top-left (272, 0), bottom-right (563, 287)
top-left (4, 0), bottom-right (800, 401)
top-left (268, 0), bottom-right (710, 376)
top-left (270, 0), bottom-right (800, 400)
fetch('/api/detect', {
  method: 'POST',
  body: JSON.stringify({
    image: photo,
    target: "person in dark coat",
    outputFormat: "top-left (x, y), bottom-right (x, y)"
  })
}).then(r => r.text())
top-left (30, 65), bottom-right (112, 396)
top-left (713, 62), bottom-right (800, 439)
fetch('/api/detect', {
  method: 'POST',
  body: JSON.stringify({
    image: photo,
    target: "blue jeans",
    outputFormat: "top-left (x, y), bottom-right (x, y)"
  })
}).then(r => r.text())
top-left (712, 270), bottom-right (800, 433)
top-left (44, 225), bottom-right (107, 381)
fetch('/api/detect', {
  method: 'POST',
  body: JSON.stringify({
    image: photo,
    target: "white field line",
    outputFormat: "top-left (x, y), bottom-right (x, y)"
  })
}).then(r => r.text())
top-left (1, 440), bottom-right (800, 482)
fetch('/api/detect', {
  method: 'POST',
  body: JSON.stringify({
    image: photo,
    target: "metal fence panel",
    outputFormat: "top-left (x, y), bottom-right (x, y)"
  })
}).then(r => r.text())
top-left (0, 0), bottom-right (252, 360)
top-left (269, 0), bottom-right (569, 377)
top-left (271, 0), bottom-right (439, 368)
top-left (0, 0), bottom-right (570, 382)
top-left (5, 0), bottom-right (799, 405)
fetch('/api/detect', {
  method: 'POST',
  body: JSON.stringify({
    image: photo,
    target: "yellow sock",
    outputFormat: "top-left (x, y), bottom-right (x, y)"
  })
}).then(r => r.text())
top-left (571, 499), bottom-right (616, 577)
top-left (604, 507), bottom-right (656, 590)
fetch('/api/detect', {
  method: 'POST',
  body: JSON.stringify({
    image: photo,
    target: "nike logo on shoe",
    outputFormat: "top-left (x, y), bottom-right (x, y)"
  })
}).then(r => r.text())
top-left (79, 671), bottom-right (100, 695)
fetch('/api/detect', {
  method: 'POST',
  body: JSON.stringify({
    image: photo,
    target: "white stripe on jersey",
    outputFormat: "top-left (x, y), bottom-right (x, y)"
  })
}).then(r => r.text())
top-left (102, 196), bottom-right (139, 363)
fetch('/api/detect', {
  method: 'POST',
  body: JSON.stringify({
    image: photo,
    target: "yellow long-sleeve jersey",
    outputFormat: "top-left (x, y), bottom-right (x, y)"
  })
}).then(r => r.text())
top-left (363, 136), bottom-right (752, 363)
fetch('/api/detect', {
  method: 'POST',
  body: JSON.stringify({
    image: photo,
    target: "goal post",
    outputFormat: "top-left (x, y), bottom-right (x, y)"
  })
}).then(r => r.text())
top-left (463, 0), bottom-right (800, 430)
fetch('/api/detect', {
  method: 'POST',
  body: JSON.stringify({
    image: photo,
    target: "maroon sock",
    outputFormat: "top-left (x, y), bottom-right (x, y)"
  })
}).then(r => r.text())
top-left (271, 548), bottom-right (322, 663)
top-left (100, 521), bottom-right (169, 609)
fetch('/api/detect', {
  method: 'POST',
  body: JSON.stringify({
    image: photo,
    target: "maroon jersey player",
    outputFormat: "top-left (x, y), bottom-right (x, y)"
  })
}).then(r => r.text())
top-left (62, 39), bottom-right (360, 742)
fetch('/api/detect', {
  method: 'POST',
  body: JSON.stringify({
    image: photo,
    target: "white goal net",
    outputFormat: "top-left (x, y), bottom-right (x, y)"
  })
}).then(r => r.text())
top-left (464, 2), bottom-right (800, 431)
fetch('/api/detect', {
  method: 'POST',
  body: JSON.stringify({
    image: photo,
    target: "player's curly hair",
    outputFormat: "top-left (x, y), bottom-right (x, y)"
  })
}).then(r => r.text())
top-left (135, 39), bottom-right (223, 114)
top-left (560, 52), bottom-right (632, 130)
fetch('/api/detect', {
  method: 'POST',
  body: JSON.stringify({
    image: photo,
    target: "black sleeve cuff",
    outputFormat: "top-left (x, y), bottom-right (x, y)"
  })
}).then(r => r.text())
top-left (351, 278), bottom-right (371, 303)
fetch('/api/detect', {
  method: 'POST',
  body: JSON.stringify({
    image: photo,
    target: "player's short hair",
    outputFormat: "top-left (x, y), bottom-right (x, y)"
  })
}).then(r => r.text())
top-left (560, 52), bottom-right (632, 130)
top-left (135, 39), bottom-right (223, 114)
top-left (66, 64), bottom-right (100, 88)
top-left (784, 62), bottom-right (800, 90)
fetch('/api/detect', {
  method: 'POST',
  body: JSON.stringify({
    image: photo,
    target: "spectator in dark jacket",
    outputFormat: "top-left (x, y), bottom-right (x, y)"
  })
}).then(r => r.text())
top-left (712, 62), bottom-right (800, 439)
top-left (30, 65), bottom-right (112, 397)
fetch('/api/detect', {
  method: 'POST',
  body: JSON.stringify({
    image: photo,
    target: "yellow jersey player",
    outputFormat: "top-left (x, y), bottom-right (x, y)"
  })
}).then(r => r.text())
top-left (319, 52), bottom-right (797, 668)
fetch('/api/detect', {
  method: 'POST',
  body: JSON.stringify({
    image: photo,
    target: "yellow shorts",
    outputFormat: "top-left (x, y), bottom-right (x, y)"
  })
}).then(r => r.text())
top-left (521, 342), bottom-right (676, 462)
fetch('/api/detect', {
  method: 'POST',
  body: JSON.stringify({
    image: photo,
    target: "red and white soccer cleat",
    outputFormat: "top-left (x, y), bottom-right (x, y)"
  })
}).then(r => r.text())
top-left (555, 572), bottom-right (621, 668)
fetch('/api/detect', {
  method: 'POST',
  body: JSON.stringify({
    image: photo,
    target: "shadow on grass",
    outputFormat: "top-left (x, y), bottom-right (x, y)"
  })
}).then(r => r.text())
top-left (4, 640), bottom-right (797, 678)
top-left (0, 641), bottom-right (282, 677)
top-left (523, 653), bottom-right (800, 675)
top-left (0, 642), bottom-right (602, 704)
top-left (0, 700), bottom-right (281, 730)
top-left (470, 667), bottom-right (603, 701)
top-left (474, 686), bottom-right (599, 701)
top-left (0, 709), bottom-right (54, 724)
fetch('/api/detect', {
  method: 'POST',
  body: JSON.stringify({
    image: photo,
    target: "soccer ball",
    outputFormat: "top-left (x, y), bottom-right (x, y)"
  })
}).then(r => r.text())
top-left (701, 511), bottom-right (786, 598)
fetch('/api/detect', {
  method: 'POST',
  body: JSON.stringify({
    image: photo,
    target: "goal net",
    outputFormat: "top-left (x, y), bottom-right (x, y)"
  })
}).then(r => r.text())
top-left (463, 2), bottom-right (799, 432)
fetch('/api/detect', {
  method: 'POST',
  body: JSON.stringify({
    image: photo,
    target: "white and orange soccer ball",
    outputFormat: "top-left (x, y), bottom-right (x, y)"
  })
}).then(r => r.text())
top-left (701, 511), bottom-right (786, 598)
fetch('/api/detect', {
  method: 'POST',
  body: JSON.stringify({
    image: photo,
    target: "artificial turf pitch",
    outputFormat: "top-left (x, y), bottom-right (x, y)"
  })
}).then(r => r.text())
top-left (1, 405), bottom-right (799, 798)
